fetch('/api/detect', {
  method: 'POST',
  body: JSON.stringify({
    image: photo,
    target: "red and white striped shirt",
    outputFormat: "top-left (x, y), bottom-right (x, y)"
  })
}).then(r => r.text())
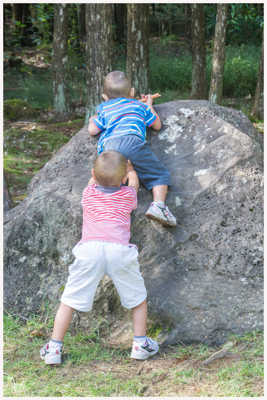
top-left (80, 184), bottom-right (137, 246)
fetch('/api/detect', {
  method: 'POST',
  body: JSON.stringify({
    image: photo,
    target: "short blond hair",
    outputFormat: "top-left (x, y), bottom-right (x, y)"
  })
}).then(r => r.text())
top-left (94, 151), bottom-right (127, 186)
top-left (103, 71), bottom-right (131, 99)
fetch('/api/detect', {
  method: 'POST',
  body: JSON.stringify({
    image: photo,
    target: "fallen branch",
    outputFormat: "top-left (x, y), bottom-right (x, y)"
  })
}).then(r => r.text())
top-left (201, 341), bottom-right (235, 366)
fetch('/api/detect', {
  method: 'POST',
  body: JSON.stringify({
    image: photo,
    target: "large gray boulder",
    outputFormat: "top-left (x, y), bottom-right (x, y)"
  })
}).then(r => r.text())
top-left (4, 100), bottom-right (263, 345)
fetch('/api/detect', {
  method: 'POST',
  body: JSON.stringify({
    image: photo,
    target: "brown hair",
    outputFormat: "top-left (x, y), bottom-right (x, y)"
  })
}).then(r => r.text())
top-left (103, 71), bottom-right (131, 99)
top-left (94, 151), bottom-right (127, 186)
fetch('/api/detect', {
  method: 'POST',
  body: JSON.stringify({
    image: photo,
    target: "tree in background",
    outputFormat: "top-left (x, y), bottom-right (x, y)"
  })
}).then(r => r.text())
top-left (114, 4), bottom-right (127, 45)
top-left (77, 4), bottom-right (86, 49)
top-left (251, 33), bottom-right (263, 120)
top-left (209, 4), bottom-right (228, 104)
top-left (126, 4), bottom-right (150, 96)
top-left (84, 4), bottom-right (113, 123)
top-left (52, 4), bottom-right (70, 119)
top-left (191, 4), bottom-right (207, 99)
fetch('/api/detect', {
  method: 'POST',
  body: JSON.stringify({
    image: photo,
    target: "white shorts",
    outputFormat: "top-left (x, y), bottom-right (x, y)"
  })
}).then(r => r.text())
top-left (61, 241), bottom-right (147, 312)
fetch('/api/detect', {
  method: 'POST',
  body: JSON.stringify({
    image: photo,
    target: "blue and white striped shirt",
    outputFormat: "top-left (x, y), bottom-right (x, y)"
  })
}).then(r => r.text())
top-left (93, 97), bottom-right (157, 154)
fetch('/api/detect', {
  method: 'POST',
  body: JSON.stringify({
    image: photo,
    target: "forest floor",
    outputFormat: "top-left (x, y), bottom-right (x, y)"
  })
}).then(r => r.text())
top-left (4, 46), bottom-right (264, 398)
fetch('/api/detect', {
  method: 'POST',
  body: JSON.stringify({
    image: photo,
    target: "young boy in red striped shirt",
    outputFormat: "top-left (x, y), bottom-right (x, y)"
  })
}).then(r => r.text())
top-left (40, 151), bottom-right (159, 364)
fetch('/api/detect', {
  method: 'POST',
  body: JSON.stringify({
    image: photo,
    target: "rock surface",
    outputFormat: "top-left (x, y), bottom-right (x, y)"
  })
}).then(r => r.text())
top-left (4, 100), bottom-right (263, 345)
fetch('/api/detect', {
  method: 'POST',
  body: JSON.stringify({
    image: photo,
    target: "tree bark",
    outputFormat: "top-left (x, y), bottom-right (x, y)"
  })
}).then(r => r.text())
top-left (77, 4), bottom-right (86, 48)
top-left (184, 4), bottom-right (192, 43)
top-left (126, 4), bottom-right (150, 97)
top-left (84, 4), bottom-right (113, 124)
top-left (52, 4), bottom-right (70, 118)
top-left (191, 4), bottom-right (207, 99)
top-left (209, 4), bottom-right (228, 104)
top-left (114, 4), bottom-right (127, 44)
top-left (251, 34), bottom-right (263, 120)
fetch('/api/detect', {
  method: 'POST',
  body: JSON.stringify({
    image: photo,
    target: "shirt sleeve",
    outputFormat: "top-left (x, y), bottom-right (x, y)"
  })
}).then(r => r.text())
top-left (93, 105), bottom-right (106, 130)
top-left (144, 104), bottom-right (157, 127)
top-left (81, 184), bottom-right (95, 207)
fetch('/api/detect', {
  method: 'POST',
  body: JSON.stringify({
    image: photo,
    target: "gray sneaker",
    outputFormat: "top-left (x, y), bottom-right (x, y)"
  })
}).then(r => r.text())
top-left (145, 202), bottom-right (177, 227)
top-left (40, 342), bottom-right (62, 365)
top-left (130, 337), bottom-right (159, 360)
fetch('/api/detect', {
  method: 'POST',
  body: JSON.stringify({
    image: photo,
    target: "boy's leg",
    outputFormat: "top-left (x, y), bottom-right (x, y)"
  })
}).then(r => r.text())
top-left (114, 139), bottom-right (176, 227)
top-left (51, 302), bottom-right (74, 341)
top-left (152, 184), bottom-right (168, 203)
top-left (132, 299), bottom-right (147, 336)
top-left (131, 300), bottom-right (159, 360)
top-left (40, 302), bottom-right (74, 365)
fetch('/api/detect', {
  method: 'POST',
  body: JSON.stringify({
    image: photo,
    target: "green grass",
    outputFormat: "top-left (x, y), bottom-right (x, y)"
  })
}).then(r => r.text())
top-left (3, 313), bottom-right (264, 397)
top-left (4, 119), bottom-right (83, 203)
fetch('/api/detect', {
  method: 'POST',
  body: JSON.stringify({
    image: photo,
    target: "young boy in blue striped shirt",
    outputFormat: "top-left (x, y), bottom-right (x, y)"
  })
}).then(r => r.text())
top-left (88, 70), bottom-right (176, 227)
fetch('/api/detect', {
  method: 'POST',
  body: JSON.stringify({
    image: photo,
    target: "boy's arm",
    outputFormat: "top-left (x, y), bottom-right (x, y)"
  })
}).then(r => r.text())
top-left (127, 170), bottom-right (139, 194)
top-left (142, 94), bottom-right (162, 131)
top-left (88, 115), bottom-right (102, 136)
top-left (126, 161), bottom-right (139, 193)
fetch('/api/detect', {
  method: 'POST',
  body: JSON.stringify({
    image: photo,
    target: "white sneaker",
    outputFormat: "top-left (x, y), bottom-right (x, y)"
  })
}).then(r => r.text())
top-left (130, 337), bottom-right (159, 360)
top-left (40, 342), bottom-right (62, 365)
top-left (145, 202), bottom-right (177, 227)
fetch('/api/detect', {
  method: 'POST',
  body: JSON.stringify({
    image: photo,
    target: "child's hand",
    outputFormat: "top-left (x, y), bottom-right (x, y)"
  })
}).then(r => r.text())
top-left (88, 176), bottom-right (97, 185)
top-left (122, 161), bottom-right (139, 192)
top-left (102, 94), bottom-right (109, 102)
top-left (141, 94), bottom-right (153, 107)
top-left (140, 93), bottom-right (161, 105)
top-left (126, 160), bottom-right (134, 172)
top-left (127, 170), bottom-right (139, 193)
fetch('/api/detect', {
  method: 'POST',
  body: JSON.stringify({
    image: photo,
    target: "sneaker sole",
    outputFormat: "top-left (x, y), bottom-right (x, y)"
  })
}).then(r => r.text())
top-left (130, 348), bottom-right (159, 360)
top-left (40, 351), bottom-right (61, 365)
top-left (44, 355), bottom-right (62, 365)
top-left (145, 213), bottom-right (176, 227)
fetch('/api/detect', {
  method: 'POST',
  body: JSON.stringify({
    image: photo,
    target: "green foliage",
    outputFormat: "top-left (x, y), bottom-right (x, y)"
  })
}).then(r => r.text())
top-left (4, 99), bottom-right (40, 121)
top-left (29, 4), bottom-right (54, 46)
top-left (150, 52), bottom-right (192, 93)
top-left (4, 66), bottom-right (53, 109)
top-left (227, 4), bottom-right (263, 45)
top-left (222, 45), bottom-right (259, 97)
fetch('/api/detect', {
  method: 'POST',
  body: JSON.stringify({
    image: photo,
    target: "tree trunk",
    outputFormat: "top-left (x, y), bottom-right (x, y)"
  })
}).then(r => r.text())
top-left (77, 4), bottom-right (86, 48)
top-left (251, 34), bottom-right (264, 120)
top-left (114, 4), bottom-right (127, 44)
top-left (209, 4), bottom-right (228, 105)
top-left (191, 4), bottom-right (207, 99)
top-left (84, 4), bottom-right (113, 124)
top-left (52, 4), bottom-right (70, 118)
top-left (126, 4), bottom-right (150, 97)
top-left (184, 4), bottom-right (192, 43)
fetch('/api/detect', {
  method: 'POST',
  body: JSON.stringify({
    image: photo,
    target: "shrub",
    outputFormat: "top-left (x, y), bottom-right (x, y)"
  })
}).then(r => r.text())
top-left (4, 99), bottom-right (41, 121)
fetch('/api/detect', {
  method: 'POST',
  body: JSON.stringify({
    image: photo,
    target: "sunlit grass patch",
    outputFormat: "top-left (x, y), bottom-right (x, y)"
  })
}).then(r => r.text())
top-left (4, 124), bottom-right (71, 203)
top-left (3, 313), bottom-right (263, 397)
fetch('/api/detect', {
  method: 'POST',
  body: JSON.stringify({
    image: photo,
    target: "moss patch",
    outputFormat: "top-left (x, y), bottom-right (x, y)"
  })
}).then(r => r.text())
top-left (4, 99), bottom-right (41, 121)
